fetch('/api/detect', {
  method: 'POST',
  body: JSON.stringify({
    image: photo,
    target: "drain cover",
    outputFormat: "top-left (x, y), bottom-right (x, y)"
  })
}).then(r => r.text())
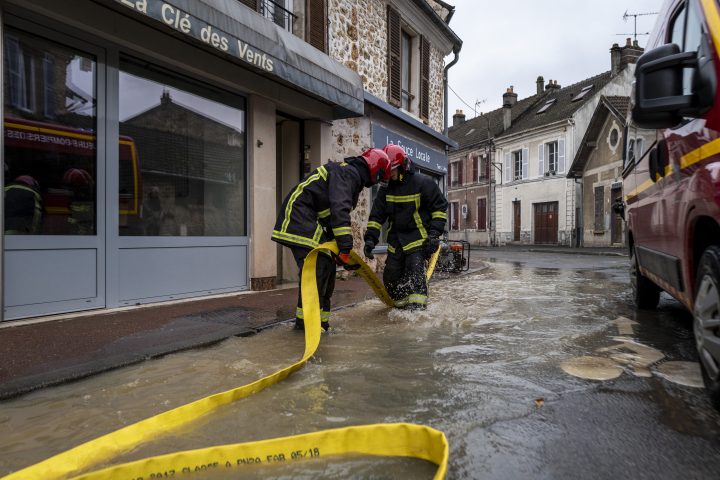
top-left (177, 306), bottom-right (279, 329)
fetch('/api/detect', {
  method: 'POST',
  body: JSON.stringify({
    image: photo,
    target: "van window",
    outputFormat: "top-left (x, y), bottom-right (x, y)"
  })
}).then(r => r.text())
top-left (668, 4), bottom-right (686, 48)
top-left (684, 1), bottom-right (705, 95)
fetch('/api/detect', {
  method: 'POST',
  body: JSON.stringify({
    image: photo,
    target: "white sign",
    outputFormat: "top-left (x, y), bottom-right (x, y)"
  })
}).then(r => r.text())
top-left (461, 204), bottom-right (468, 218)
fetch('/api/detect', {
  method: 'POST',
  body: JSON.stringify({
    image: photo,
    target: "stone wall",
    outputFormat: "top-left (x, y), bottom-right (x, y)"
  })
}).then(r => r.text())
top-left (329, 0), bottom-right (387, 100)
top-left (329, 0), bottom-right (445, 134)
top-left (428, 42), bottom-right (444, 134)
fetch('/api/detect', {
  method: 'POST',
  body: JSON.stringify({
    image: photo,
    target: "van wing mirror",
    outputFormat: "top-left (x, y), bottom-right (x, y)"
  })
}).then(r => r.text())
top-left (632, 37), bottom-right (717, 129)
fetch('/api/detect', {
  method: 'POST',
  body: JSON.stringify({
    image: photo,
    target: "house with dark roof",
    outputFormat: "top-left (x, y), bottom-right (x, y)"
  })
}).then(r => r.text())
top-left (566, 96), bottom-right (630, 247)
top-left (489, 39), bottom-right (642, 246)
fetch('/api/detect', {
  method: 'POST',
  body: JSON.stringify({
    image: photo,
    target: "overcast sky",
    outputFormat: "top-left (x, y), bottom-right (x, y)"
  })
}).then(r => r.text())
top-left (445, 0), bottom-right (663, 120)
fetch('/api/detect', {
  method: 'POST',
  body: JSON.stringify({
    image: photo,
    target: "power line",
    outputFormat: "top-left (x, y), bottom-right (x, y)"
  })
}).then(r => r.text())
top-left (448, 84), bottom-right (476, 114)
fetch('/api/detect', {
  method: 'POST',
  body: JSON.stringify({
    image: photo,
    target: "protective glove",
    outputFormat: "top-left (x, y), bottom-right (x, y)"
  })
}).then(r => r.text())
top-left (423, 236), bottom-right (440, 260)
top-left (333, 251), bottom-right (360, 271)
top-left (364, 240), bottom-right (375, 260)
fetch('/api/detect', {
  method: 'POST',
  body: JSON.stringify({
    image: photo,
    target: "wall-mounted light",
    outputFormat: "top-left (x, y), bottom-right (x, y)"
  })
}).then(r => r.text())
top-left (257, 140), bottom-right (264, 148)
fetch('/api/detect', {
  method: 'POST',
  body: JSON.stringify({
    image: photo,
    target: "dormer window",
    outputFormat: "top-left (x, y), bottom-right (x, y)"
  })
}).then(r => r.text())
top-left (571, 84), bottom-right (594, 102)
top-left (536, 98), bottom-right (556, 115)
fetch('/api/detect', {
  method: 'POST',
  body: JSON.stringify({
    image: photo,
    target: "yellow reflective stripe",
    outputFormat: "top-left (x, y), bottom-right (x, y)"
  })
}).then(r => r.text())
top-left (296, 307), bottom-right (304, 319)
top-left (281, 169), bottom-right (326, 232)
top-left (413, 197), bottom-right (428, 239)
top-left (272, 231), bottom-right (320, 248)
top-left (393, 296), bottom-right (409, 307)
top-left (9, 242), bottom-right (449, 480)
top-left (386, 194), bottom-right (421, 202)
top-left (317, 208), bottom-right (331, 218)
top-left (432, 211), bottom-right (447, 219)
top-left (388, 244), bottom-right (396, 253)
top-left (408, 294), bottom-right (428, 305)
top-left (367, 221), bottom-right (382, 230)
top-left (403, 238), bottom-right (426, 251)
top-left (332, 226), bottom-right (352, 236)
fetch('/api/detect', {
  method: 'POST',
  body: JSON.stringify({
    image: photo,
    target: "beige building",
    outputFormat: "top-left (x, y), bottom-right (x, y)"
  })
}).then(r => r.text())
top-left (491, 40), bottom-right (641, 246)
top-left (567, 96), bottom-right (631, 247)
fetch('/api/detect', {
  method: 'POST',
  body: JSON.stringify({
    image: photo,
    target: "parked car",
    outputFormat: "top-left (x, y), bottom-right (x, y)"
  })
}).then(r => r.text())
top-left (621, 0), bottom-right (720, 406)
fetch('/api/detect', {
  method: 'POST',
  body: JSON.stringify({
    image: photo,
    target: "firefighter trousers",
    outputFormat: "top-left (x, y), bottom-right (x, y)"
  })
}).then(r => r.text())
top-left (292, 247), bottom-right (335, 328)
top-left (383, 250), bottom-right (428, 310)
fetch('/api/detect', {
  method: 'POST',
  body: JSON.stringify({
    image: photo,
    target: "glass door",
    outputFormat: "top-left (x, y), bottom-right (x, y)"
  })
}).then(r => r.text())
top-left (3, 21), bottom-right (106, 319)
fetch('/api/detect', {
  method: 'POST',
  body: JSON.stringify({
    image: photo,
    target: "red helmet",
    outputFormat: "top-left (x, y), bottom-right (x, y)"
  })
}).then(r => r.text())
top-left (359, 148), bottom-right (390, 184)
top-left (383, 144), bottom-right (411, 173)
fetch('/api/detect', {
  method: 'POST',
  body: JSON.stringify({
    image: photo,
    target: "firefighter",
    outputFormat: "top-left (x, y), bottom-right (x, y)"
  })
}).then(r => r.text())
top-left (5, 175), bottom-right (44, 235)
top-left (363, 145), bottom-right (448, 310)
top-left (272, 149), bottom-right (391, 332)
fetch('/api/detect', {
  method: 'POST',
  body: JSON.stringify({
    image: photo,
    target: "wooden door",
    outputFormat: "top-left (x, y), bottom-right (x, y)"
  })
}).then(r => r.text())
top-left (513, 202), bottom-right (521, 240)
top-left (534, 202), bottom-right (558, 244)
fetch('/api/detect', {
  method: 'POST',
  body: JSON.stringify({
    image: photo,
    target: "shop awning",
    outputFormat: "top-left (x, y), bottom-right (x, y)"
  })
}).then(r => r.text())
top-left (107, 0), bottom-right (365, 119)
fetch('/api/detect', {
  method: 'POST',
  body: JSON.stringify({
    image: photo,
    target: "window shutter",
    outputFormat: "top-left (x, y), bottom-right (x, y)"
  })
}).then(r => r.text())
top-left (505, 152), bottom-right (511, 183)
top-left (306, 0), bottom-right (328, 52)
top-left (522, 147), bottom-right (529, 180)
top-left (387, 6), bottom-right (402, 107)
top-left (419, 35), bottom-right (430, 123)
top-left (478, 198), bottom-right (487, 230)
top-left (473, 155), bottom-right (478, 183)
top-left (558, 138), bottom-right (566, 173)
top-left (538, 144), bottom-right (544, 177)
top-left (458, 159), bottom-right (463, 186)
top-left (238, 0), bottom-right (259, 11)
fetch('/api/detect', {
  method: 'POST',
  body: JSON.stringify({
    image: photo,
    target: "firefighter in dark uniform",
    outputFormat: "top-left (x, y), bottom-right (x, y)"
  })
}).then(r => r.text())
top-left (272, 149), bottom-right (390, 331)
top-left (4, 175), bottom-right (44, 235)
top-left (363, 145), bottom-right (448, 310)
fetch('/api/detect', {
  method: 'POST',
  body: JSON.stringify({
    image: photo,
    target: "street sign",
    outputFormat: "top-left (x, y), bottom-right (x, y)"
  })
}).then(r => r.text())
top-left (461, 204), bottom-right (468, 218)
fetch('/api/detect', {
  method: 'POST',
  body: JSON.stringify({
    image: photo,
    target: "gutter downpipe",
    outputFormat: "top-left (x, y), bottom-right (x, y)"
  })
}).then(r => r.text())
top-left (444, 50), bottom-right (460, 137)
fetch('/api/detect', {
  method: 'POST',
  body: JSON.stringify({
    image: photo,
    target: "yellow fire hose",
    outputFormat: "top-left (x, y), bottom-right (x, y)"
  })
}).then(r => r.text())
top-left (3, 242), bottom-right (446, 480)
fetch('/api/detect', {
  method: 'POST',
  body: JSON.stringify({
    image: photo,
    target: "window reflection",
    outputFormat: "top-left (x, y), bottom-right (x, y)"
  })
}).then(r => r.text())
top-left (118, 56), bottom-right (246, 236)
top-left (3, 28), bottom-right (97, 235)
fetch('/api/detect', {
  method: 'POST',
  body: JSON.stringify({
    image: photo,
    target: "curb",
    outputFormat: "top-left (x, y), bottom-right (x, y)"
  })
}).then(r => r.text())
top-left (470, 247), bottom-right (627, 257)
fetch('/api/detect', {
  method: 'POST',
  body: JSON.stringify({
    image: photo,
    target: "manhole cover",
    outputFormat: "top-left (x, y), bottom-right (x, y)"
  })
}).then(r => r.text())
top-left (177, 306), bottom-right (278, 329)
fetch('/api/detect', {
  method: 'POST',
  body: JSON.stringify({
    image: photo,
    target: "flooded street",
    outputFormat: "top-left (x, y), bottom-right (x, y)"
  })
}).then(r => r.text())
top-left (2, 251), bottom-right (720, 479)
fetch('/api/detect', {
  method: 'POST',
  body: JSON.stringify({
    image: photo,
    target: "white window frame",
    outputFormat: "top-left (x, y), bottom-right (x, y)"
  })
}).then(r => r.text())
top-left (547, 141), bottom-right (558, 172)
top-left (513, 150), bottom-right (522, 181)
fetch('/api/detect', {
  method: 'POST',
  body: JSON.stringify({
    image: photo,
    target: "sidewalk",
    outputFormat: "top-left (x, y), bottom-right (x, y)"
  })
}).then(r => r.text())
top-left (0, 261), bottom-right (487, 401)
top-left (470, 244), bottom-right (628, 257)
top-left (0, 276), bottom-right (375, 400)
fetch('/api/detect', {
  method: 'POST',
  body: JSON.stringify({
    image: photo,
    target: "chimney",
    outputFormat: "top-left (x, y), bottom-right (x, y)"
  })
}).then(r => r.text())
top-left (536, 76), bottom-right (544, 96)
top-left (610, 43), bottom-right (622, 75)
top-left (503, 87), bottom-right (518, 130)
top-left (453, 109), bottom-right (466, 127)
top-left (161, 89), bottom-right (172, 105)
top-left (546, 79), bottom-right (561, 90)
top-left (620, 38), bottom-right (645, 70)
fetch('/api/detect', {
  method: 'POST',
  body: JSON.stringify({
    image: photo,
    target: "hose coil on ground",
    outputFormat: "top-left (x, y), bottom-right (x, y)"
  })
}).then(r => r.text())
top-left (2, 242), bottom-right (447, 480)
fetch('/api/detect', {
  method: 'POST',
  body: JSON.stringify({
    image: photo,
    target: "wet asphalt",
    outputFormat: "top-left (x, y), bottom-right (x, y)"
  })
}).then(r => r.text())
top-left (1, 250), bottom-right (719, 480)
top-left (466, 250), bottom-right (720, 480)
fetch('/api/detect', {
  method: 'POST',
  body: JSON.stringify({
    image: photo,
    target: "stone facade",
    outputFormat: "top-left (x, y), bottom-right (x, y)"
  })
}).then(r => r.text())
top-left (328, 0), bottom-right (446, 134)
top-left (329, 0), bottom-right (388, 100)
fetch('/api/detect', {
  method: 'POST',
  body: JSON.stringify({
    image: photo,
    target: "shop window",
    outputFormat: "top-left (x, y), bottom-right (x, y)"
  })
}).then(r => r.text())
top-left (3, 27), bottom-right (97, 236)
top-left (118, 55), bottom-right (246, 236)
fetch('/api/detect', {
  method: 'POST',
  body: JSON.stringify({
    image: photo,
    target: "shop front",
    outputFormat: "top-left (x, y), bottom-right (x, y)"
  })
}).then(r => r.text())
top-left (1, 0), bottom-right (363, 320)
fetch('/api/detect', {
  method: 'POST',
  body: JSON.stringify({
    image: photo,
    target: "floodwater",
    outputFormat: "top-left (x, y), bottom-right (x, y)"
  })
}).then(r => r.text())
top-left (2, 254), bottom-right (720, 479)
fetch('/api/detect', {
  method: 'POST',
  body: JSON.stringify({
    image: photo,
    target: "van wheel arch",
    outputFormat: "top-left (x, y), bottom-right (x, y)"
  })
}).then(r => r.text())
top-left (692, 216), bottom-right (720, 296)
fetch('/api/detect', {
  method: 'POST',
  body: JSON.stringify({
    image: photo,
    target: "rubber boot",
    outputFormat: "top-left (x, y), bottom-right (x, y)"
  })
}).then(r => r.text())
top-left (294, 318), bottom-right (305, 330)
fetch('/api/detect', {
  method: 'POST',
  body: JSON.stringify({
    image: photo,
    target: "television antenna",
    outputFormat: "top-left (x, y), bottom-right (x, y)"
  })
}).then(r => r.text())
top-left (474, 98), bottom-right (488, 118)
top-left (619, 10), bottom-right (658, 42)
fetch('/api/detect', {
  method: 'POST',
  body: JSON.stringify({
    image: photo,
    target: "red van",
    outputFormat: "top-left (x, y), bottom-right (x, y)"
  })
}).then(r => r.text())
top-left (624, 0), bottom-right (720, 405)
top-left (625, 0), bottom-right (720, 403)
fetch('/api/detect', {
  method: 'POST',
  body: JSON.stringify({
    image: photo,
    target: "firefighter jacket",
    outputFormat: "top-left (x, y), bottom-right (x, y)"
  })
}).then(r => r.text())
top-left (364, 171), bottom-right (447, 256)
top-left (4, 182), bottom-right (44, 235)
top-left (272, 158), bottom-right (371, 253)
